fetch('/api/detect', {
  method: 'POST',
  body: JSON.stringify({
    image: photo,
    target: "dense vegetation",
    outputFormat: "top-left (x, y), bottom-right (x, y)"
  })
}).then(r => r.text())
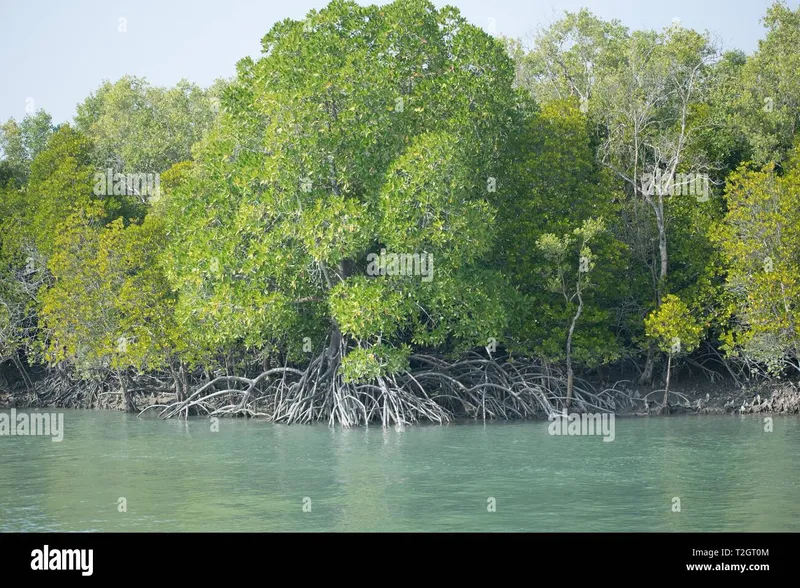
top-left (2, 0), bottom-right (800, 426)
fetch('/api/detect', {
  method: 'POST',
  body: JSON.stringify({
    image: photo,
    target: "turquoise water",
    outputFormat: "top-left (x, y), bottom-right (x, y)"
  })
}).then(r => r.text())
top-left (1, 410), bottom-right (798, 531)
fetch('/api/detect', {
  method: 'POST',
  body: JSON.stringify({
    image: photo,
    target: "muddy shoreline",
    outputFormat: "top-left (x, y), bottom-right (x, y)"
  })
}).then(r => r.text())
top-left (612, 379), bottom-right (800, 416)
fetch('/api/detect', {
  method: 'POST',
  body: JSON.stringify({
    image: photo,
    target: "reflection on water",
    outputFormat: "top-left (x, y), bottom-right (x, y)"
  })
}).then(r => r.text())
top-left (1, 410), bottom-right (799, 531)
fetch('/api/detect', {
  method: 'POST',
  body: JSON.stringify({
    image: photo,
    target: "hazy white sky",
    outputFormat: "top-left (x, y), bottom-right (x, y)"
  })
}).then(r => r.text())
top-left (0, 0), bottom-right (795, 124)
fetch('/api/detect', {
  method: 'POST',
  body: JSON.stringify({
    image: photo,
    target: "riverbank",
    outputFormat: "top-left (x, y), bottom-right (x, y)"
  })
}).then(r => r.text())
top-left (3, 373), bottom-right (799, 418)
top-left (611, 379), bottom-right (800, 416)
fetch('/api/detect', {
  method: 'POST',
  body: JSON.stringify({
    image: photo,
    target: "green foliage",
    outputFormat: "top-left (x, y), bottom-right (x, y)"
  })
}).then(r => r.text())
top-left (644, 294), bottom-right (702, 356)
top-left (341, 344), bottom-right (411, 383)
top-left (714, 149), bottom-right (800, 373)
top-left (694, 50), bottom-right (752, 178)
top-left (493, 99), bottom-right (623, 364)
top-left (6, 0), bottom-right (800, 407)
top-left (534, 218), bottom-right (613, 364)
top-left (22, 125), bottom-right (127, 259)
top-left (0, 110), bottom-right (55, 186)
top-left (513, 9), bottom-right (722, 372)
top-left (329, 277), bottom-right (412, 341)
top-left (515, 8), bottom-right (627, 103)
top-left (537, 218), bottom-right (606, 281)
top-left (728, 2), bottom-right (800, 165)
top-left (75, 76), bottom-right (224, 175)
top-left (162, 0), bottom-right (519, 374)
top-left (39, 213), bottom-right (175, 375)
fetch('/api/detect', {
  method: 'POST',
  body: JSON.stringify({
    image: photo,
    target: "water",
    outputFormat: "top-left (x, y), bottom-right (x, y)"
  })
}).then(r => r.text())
top-left (1, 410), bottom-right (799, 531)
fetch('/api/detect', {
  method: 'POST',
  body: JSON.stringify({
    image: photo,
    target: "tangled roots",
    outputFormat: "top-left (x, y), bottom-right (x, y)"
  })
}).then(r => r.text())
top-left (147, 352), bottom-right (628, 428)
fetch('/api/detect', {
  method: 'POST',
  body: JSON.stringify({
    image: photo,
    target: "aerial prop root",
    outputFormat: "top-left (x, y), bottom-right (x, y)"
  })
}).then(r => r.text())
top-left (148, 352), bottom-right (625, 426)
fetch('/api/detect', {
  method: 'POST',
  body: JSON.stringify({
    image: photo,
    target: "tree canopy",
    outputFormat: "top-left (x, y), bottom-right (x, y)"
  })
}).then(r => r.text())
top-left (2, 0), bottom-right (800, 424)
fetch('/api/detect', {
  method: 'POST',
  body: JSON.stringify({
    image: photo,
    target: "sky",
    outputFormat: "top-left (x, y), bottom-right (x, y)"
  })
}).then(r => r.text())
top-left (0, 0), bottom-right (796, 125)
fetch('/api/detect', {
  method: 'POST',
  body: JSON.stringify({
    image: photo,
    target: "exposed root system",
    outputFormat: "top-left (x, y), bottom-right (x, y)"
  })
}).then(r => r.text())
top-left (143, 352), bottom-right (631, 427)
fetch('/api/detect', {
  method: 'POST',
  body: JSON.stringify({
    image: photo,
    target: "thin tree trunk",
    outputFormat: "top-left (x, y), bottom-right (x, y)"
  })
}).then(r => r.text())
top-left (169, 363), bottom-right (188, 403)
top-left (169, 364), bottom-right (180, 401)
top-left (12, 353), bottom-right (33, 394)
top-left (657, 201), bottom-right (668, 295)
top-left (639, 186), bottom-right (668, 387)
top-left (662, 353), bottom-right (672, 409)
top-left (118, 370), bottom-right (133, 412)
top-left (639, 342), bottom-right (656, 385)
top-left (565, 295), bottom-right (583, 409)
top-left (179, 362), bottom-right (188, 402)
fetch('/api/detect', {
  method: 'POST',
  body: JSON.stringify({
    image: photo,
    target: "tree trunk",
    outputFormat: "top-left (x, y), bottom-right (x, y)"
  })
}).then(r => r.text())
top-left (566, 371), bottom-right (574, 409)
top-left (639, 341), bottom-right (656, 385)
top-left (565, 296), bottom-right (583, 409)
top-left (170, 363), bottom-right (188, 403)
top-left (662, 353), bottom-right (672, 409)
top-left (658, 224), bottom-right (668, 296)
top-left (319, 321), bottom-right (344, 384)
top-left (169, 364), bottom-right (180, 401)
top-left (118, 370), bottom-right (133, 412)
top-left (639, 197), bottom-right (668, 387)
top-left (12, 353), bottom-right (33, 394)
top-left (179, 362), bottom-right (188, 402)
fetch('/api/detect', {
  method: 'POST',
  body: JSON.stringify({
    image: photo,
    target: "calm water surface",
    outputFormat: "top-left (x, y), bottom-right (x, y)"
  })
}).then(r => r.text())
top-left (1, 410), bottom-right (798, 531)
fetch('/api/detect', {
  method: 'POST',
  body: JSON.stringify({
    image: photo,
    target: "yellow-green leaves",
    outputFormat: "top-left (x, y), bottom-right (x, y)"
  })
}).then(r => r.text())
top-left (39, 215), bottom-right (175, 375)
top-left (713, 151), bottom-right (800, 372)
top-left (341, 344), bottom-right (411, 384)
top-left (644, 295), bottom-right (702, 356)
top-left (378, 132), bottom-right (495, 267)
top-left (298, 195), bottom-right (371, 266)
top-left (329, 277), bottom-right (411, 340)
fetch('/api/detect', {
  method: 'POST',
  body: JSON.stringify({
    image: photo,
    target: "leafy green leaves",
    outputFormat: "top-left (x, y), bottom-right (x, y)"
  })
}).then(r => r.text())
top-left (645, 294), bottom-right (702, 356)
top-left (713, 150), bottom-right (800, 372)
top-left (39, 215), bottom-right (175, 375)
top-left (162, 0), bottom-right (520, 373)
